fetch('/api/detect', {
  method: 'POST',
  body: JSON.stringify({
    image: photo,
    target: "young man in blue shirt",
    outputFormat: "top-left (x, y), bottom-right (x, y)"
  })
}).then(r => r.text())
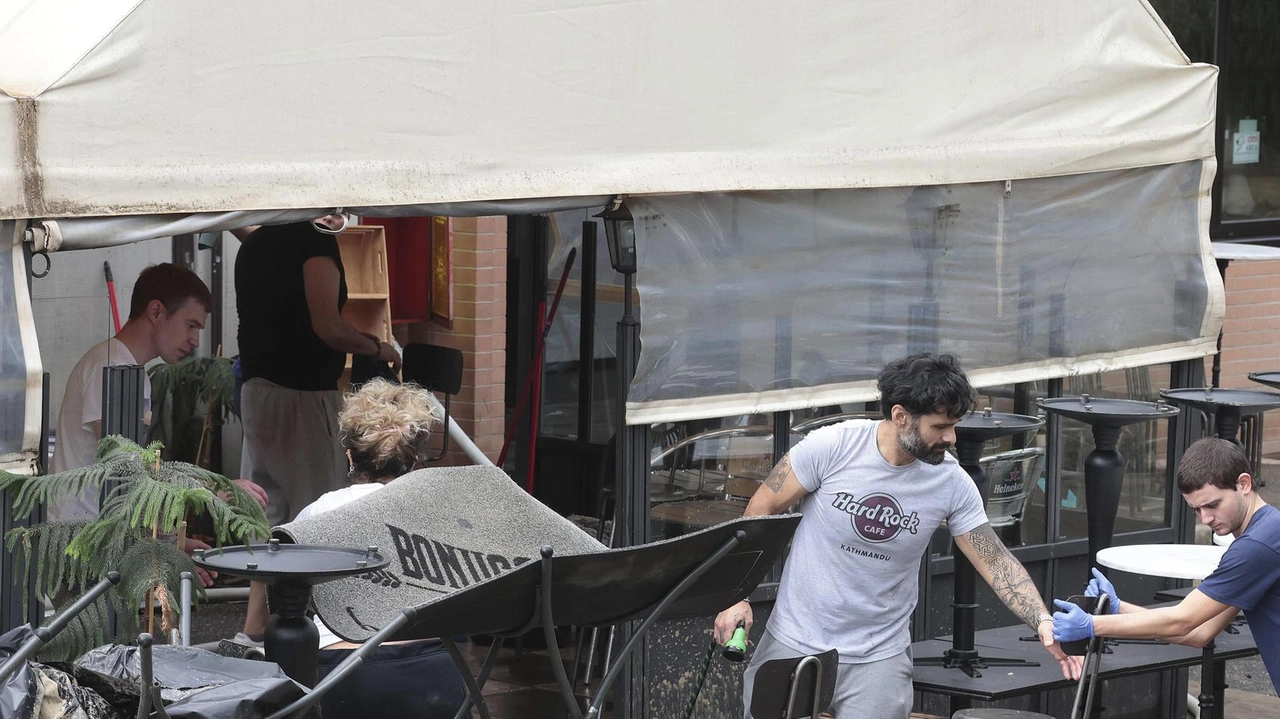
top-left (1053, 437), bottom-right (1280, 694)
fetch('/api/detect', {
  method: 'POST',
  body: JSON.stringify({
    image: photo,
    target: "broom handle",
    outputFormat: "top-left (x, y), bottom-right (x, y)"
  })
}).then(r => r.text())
top-left (497, 247), bottom-right (577, 468)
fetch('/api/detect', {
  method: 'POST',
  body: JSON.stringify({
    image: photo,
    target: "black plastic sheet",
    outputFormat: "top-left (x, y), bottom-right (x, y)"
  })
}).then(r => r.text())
top-left (0, 626), bottom-right (35, 719)
top-left (75, 644), bottom-right (304, 719)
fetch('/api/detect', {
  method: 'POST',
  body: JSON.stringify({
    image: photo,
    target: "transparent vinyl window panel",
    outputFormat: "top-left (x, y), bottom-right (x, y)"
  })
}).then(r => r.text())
top-left (0, 236), bottom-right (30, 456)
top-left (628, 162), bottom-right (1213, 417)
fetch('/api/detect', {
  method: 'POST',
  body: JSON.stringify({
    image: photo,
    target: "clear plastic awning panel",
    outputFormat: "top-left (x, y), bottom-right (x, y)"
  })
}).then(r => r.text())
top-left (626, 161), bottom-right (1223, 424)
top-left (0, 221), bottom-right (42, 470)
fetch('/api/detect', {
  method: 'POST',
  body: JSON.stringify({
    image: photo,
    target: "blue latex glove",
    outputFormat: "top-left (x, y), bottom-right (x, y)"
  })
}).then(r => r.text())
top-left (1084, 567), bottom-right (1120, 614)
top-left (1052, 599), bottom-right (1095, 643)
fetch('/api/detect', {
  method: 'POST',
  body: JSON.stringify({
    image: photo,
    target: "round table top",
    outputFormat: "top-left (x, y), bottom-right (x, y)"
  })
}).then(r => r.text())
top-left (1096, 544), bottom-right (1227, 581)
top-left (1159, 387), bottom-right (1280, 414)
top-left (193, 542), bottom-right (390, 585)
top-left (955, 410), bottom-right (1043, 442)
top-left (1036, 396), bottom-right (1180, 427)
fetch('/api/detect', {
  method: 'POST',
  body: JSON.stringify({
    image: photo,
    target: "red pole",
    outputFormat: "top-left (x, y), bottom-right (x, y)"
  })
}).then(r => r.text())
top-left (497, 247), bottom-right (578, 470)
top-left (104, 262), bottom-right (122, 333)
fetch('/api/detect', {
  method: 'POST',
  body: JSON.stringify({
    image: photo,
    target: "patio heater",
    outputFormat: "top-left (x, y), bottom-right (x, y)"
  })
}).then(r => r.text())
top-left (595, 199), bottom-right (648, 719)
top-left (1037, 396), bottom-right (1179, 573)
top-left (915, 408), bottom-right (1043, 697)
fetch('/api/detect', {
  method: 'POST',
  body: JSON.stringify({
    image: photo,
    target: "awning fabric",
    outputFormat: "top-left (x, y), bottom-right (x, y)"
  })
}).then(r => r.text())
top-left (0, 0), bottom-right (1223, 434)
top-left (0, 1), bottom-right (1215, 220)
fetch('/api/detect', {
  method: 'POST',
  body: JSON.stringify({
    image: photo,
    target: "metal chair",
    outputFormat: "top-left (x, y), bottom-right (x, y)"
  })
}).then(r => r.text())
top-left (401, 343), bottom-right (465, 461)
top-left (749, 649), bottom-right (838, 719)
top-left (0, 572), bottom-right (120, 685)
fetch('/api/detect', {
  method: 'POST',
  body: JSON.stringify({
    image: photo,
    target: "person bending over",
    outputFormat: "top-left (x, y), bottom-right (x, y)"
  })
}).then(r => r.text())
top-left (1053, 437), bottom-right (1280, 695)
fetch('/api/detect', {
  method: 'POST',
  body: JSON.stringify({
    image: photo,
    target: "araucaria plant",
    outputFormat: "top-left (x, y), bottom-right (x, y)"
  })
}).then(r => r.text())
top-left (0, 436), bottom-right (269, 660)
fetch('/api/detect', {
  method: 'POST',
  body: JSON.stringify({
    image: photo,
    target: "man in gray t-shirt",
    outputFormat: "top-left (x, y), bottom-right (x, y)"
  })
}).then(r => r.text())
top-left (714, 353), bottom-right (1077, 718)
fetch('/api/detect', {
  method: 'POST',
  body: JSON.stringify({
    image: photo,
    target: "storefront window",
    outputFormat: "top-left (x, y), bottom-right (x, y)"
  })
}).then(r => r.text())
top-left (1152, 0), bottom-right (1280, 230)
top-left (539, 210), bottom-right (626, 442)
top-left (648, 414), bottom-right (784, 540)
top-left (1219, 1), bottom-right (1280, 224)
top-left (1148, 0), bottom-right (1215, 63)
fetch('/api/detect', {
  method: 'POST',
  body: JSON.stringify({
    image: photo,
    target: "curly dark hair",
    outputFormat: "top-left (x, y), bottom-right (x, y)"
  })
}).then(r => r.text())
top-left (876, 352), bottom-right (976, 420)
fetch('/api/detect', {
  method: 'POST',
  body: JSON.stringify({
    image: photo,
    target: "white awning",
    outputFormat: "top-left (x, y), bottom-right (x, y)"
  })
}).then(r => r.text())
top-left (0, 1), bottom-right (1215, 220)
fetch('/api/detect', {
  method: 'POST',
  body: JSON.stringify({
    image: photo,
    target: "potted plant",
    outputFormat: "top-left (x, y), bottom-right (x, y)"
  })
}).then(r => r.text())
top-left (0, 436), bottom-right (269, 661)
top-left (148, 354), bottom-right (236, 468)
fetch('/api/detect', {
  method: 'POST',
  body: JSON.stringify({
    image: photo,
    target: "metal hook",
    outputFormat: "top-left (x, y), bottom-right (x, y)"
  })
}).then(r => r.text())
top-left (30, 249), bottom-right (50, 278)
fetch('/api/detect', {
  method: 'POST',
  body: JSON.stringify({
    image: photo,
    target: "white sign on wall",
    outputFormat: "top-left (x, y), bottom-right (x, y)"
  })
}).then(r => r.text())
top-left (1233, 118), bottom-right (1260, 165)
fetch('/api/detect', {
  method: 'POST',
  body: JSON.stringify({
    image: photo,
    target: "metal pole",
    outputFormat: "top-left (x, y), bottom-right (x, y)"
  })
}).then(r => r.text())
top-left (579, 223), bottom-right (597, 442)
top-left (615, 268), bottom-right (649, 719)
top-left (1212, 259), bottom-right (1229, 389)
top-left (179, 572), bottom-right (193, 646)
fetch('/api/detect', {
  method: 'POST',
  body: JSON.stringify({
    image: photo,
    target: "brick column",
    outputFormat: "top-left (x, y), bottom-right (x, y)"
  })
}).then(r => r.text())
top-left (1211, 259), bottom-right (1280, 457)
top-left (397, 217), bottom-right (507, 466)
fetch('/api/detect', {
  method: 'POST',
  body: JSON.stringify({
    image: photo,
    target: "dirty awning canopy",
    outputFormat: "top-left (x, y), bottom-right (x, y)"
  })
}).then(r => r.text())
top-left (0, 1), bottom-right (1215, 219)
top-left (0, 0), bottom-right (1225, 436)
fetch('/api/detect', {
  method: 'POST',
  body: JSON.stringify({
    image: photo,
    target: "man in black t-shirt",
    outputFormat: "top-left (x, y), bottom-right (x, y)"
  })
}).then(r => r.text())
top-left (234, 216), bottom-right (401, 639)
top-left (235, 216), bottom-right (400, 526)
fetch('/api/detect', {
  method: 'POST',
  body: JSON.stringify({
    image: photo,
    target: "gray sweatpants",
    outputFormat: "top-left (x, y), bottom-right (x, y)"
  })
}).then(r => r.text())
top-left (239, 378), bottom-right (347, 527)
top-left (742, 628), bottom-right (912, 719)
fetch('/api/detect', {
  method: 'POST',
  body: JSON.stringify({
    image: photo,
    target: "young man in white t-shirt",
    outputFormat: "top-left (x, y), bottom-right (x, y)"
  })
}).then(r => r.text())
top-left (51, 263), bottom-right (214, 519)
top-left (713, 353), bottom-right (1079, 718)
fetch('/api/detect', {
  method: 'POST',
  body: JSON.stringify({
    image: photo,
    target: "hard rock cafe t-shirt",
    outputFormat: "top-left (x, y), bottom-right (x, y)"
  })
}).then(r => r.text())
top-left (767, 419), bottom-right (988, 663)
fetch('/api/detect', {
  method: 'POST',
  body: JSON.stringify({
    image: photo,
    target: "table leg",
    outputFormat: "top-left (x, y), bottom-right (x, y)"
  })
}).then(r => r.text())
top-left (1197, 640), bottom-right (1216, 719)
top-left (1213, 652), bottom-right (1227, 719)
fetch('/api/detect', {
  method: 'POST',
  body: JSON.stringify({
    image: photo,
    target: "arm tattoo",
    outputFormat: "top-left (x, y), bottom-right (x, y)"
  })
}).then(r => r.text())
top-left (764, 453), bottom-right (792, 492)
top-left (965, 523), bottom-right (1048, 629)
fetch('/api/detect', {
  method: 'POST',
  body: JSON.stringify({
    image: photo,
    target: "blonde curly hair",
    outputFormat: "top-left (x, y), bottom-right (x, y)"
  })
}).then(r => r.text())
top-left (339, 379), bottom-right (442, 482)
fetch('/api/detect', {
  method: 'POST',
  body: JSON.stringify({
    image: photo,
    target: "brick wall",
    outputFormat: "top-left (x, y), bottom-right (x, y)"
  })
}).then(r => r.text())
top-left (1206, 259), bottom-right (1280, 456)
top-left (395, 217), bottom-right (507, 466)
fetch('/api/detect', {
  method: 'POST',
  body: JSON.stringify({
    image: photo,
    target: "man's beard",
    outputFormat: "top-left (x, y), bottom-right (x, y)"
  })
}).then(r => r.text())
top-left (899, 420), bottom-right (950, 465)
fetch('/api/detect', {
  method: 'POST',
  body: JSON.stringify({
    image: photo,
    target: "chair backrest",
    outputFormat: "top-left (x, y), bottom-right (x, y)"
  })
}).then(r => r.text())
top-left (978, 447), bottom-right (1045, 528)
top-left (401, 343), bottom-right (464, 395)
top-left (749, 648), bottom-right (839, 719)
top-left (400, 343), bottom-right (464, 461)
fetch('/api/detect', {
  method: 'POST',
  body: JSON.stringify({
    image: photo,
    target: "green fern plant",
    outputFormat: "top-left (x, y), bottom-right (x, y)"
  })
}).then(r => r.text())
top-left (148, 355), bottom-right (236, 467)
top-left (0, 436), bottom-right (269, 660)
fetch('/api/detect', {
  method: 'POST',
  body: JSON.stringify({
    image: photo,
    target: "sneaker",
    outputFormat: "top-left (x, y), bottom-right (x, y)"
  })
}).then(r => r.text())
top-left (233, 632), bottom-right (264, 648)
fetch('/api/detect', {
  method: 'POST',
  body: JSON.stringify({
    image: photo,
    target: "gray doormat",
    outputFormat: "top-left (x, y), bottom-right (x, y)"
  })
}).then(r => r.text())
top-left (276, 465), bottom-right (605, 642)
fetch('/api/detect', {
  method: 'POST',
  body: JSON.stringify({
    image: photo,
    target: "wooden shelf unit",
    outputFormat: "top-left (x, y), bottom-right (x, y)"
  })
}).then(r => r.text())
top-left (337, 225), bottom-right (392, 380)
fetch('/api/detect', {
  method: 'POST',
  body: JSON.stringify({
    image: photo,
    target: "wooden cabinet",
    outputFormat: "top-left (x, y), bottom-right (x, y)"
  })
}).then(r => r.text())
top-left (337, 225), bottom-right (391, 382)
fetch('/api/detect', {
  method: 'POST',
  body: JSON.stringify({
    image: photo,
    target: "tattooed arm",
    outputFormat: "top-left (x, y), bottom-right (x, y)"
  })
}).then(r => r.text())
top-left (956, 523), bottom-right (1047, 628)
top-left (956, 523), bottom-right (1080, 679)
top-left (743, 452), bottom-right (810, 517)
top-left (714, 452), bottom-right (812, 644)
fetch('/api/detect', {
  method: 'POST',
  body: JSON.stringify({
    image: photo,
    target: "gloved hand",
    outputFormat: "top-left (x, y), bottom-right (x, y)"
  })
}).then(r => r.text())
top-left (1052, 599), bottom-right (1095, 643)
top-left (1084, 567), bottom-right (1120, 614)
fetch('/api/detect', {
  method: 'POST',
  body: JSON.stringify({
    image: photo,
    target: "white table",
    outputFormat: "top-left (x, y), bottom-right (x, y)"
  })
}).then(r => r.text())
top-left (1096, 544), bottom-right (1226, 581)
top-left (1096, 543), bottom-right (1231, 719)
